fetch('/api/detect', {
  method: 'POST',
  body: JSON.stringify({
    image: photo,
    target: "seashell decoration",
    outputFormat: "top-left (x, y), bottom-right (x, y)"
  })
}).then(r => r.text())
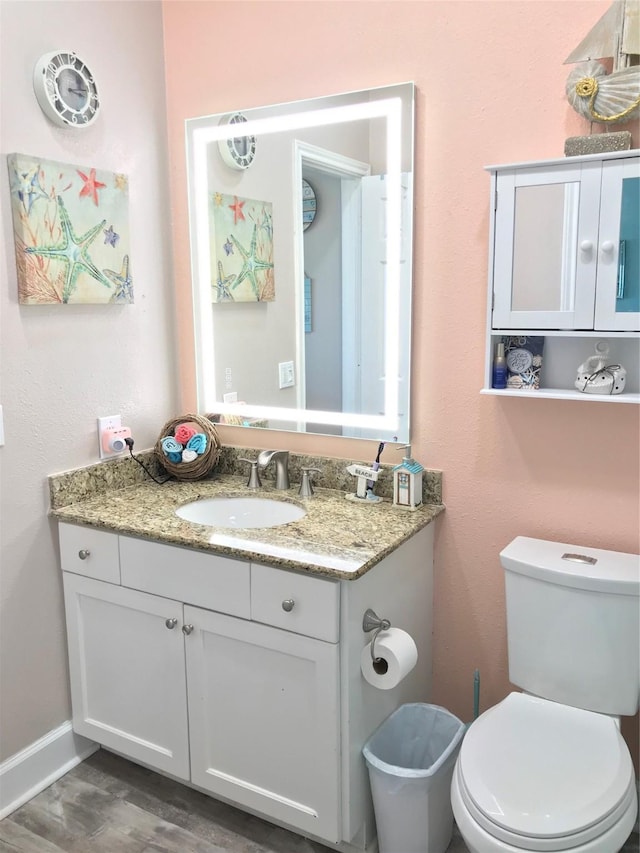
top-left (566, 60), bottom-right (640, 125)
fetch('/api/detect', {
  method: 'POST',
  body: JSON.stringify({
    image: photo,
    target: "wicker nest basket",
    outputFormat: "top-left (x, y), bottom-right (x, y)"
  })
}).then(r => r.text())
top-left (154, 414), bottom-right (221, 481)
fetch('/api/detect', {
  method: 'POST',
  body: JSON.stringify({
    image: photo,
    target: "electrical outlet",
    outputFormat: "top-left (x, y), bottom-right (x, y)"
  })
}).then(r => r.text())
top-left (98, 415), bottom-right (131, 459)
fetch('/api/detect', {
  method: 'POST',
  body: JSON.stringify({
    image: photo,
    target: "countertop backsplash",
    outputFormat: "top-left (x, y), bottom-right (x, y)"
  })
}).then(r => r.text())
top-left (50, 444), bottom-right (443, 511)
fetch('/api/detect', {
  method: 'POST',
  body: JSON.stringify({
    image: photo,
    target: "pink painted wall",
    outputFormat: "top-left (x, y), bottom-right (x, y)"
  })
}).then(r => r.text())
top-left (162, 1), bottom-right (639, 765)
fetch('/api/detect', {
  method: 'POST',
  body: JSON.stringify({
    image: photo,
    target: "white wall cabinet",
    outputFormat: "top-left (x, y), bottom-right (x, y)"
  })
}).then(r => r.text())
top-left (58, 521), bottom-right (434, 853)
top-left (485, 150), bottom-right (639, 402)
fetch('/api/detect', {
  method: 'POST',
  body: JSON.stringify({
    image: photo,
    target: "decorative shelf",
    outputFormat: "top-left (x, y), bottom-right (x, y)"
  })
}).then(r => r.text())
top-left (481, 388), bottom-right (639, 403)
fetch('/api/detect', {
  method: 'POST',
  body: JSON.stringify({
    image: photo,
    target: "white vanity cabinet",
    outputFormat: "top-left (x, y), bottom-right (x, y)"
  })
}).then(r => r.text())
top-left (485, 150), bottom-right (640, 401)
top-left (62, 528), bottom-right (341, 842)
top-left (58, 519), bottom-right (434, 852)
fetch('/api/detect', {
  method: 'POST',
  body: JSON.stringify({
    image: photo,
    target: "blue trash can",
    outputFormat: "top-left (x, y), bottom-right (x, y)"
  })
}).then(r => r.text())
top-left (363, 703), bottom-right (465, 853)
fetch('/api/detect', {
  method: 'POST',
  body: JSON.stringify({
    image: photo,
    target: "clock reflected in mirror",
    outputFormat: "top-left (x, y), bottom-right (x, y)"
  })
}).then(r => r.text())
top-left (217, 113), bottom-right (257, 170)
top-left (302, 179), bottom-right (317, 231)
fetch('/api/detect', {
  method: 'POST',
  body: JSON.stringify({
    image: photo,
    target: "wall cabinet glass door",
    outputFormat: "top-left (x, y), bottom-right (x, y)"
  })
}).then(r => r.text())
top-left (594, 158), bottom-right (639, 331)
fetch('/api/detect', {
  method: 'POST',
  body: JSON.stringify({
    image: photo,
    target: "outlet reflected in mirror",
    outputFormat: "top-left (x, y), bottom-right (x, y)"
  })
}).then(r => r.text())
top-left (186, 83), bottom-right (414, 441)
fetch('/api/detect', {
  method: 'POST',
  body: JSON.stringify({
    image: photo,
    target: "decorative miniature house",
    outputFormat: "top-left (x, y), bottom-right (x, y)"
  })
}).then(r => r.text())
top-left (392, 446), bottom-right (424, 510)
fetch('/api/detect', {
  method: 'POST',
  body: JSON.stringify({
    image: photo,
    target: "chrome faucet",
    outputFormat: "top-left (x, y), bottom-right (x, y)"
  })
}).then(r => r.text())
top-left (257, 450), bottom-right (290, 490)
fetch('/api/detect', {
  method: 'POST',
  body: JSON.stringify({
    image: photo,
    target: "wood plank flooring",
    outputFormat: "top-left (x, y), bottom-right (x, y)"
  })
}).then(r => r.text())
top-left (0, 749), bottom-right (637, 852)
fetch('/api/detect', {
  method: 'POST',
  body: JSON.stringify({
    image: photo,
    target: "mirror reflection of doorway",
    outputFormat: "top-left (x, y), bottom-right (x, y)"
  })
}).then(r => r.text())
top-left (296, 142), bottom-right (370, 435)
top-left (303, 169), bottom-right (344, 434)
top-left (298, 145), bottom-right (410, 440)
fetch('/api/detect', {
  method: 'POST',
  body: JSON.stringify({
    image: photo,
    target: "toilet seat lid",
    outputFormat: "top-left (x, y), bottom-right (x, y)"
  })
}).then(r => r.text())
top-left (459, 693), bottom-right (633, 839)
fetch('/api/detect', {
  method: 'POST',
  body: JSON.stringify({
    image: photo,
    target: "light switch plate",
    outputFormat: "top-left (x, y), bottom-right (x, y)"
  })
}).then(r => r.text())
top-left (278, 361), bottom-right (295, 389)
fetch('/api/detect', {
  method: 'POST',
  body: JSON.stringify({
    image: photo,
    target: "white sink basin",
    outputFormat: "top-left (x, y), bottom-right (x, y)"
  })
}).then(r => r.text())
top-left (175, 497), bottom-right (306, 529)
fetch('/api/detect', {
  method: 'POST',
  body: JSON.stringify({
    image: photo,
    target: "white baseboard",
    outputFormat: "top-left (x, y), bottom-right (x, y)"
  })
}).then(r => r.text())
top-left (0, 721), bottom-right (98, 819)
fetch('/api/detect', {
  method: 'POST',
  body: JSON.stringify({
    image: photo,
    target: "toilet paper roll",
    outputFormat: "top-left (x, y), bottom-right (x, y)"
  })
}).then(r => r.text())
top-left (360, 628), bottom-right (418, 690)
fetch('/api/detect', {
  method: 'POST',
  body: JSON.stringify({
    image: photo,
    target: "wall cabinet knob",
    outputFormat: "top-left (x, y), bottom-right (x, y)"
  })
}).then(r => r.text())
top-left (282, 599), bottom-right (295, 612)
top-left (182, 624), bottom-right (194, 635)
top-left (165, 618), bottom-right (178, 629)
top-left (601, 240), bottom-right (615, 253)
top-left (579, 240), bottom-right (593, 253)
top-left (78, 550), bottom-right (90, 560)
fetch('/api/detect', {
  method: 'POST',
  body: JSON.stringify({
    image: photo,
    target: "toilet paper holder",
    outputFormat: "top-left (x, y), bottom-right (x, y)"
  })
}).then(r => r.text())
top-left (363, 608), bottom-right (391, 662)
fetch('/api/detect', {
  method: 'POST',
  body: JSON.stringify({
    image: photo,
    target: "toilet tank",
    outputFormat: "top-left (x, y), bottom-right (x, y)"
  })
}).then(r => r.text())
top-left (501, 537), bottom-right (640, 716)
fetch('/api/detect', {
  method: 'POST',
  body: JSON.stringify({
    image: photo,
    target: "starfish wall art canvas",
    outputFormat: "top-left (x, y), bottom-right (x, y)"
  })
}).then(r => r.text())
top-left (7, 153), bottom-right (133, 305)
top-left (209, 192), bottom-right (274, 302)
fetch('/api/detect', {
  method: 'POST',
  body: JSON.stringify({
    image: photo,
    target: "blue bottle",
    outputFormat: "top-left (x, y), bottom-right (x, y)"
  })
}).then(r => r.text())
top-left (492, 342), bottom-right (508, 389)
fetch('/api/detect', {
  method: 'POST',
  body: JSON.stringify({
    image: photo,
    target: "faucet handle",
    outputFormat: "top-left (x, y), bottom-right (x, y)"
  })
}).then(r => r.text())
top-left (298, 467), bottom-right (321, 497)
top-left (238, 458), bottom-right (262, 489)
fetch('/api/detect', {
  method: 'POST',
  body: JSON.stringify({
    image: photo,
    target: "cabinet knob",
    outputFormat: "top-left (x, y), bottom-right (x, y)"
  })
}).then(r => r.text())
top-left (78, 549), bottom-right (90, 560)
top-left (182, 624), bottom-right (194, 635)
top-left (579, 240), bottom-right (593, 253)
top-left (165, 618), bottom-right (178, 629)
top-left (601, 240), bottom-right (615, 254)
top-left (282, 599), bottom-right (295, 612)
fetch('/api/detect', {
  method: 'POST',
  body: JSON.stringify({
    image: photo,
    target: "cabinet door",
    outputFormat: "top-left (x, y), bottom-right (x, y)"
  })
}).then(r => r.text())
top-left (492, 161), bottom-right (601, 329)
top-left (185, 606), bottom-right (341, 843)
top-left (63, 573), bottom-right (190, 780)
top-left (594, 158), bottom-right (640, 331)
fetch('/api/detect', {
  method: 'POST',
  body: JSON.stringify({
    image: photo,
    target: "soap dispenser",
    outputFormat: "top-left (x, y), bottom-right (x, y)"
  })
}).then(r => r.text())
top-left (392, 445), bottom-right (424, 510)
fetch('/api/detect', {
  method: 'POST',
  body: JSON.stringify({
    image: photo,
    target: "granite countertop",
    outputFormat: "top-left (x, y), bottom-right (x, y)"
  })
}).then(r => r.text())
top-left (50, 456), bottom-right (444, 580)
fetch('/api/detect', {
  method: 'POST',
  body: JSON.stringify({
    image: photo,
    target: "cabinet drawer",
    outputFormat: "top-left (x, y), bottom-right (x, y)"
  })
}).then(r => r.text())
top-left (119, 536), bottom-right (250, 618)
top-left (59, 523), bottom-right (120, 583)
top-left (251, 563), bottom-right (339, 642)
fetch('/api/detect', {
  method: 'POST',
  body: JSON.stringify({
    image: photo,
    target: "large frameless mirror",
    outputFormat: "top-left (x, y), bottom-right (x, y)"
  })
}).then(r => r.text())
top-left (186, 82), bottom-right (414, 442)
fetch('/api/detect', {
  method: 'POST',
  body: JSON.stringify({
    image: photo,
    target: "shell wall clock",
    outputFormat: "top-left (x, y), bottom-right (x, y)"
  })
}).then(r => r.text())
top-left (7, 153), bottom-right (132, 305)
top-left (33, 50), bottom-right (100, 129)
top-left (209, 192), bottom-right (274, 302)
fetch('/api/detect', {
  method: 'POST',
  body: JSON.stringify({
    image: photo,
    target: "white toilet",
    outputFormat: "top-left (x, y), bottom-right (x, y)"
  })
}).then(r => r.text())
top-left (452, 536), bottom-right (639, 853)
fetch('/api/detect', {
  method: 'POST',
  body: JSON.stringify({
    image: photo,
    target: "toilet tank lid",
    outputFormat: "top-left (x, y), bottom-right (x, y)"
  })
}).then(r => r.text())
top-left (500, 537), bottom-right (640, 596)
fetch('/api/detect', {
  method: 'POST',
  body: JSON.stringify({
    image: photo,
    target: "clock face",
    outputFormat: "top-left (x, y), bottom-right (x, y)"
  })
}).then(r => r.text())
top-left (33, 51), bottom-right (100, 128)
top-left (218, 113), bottom-right (256, 170)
